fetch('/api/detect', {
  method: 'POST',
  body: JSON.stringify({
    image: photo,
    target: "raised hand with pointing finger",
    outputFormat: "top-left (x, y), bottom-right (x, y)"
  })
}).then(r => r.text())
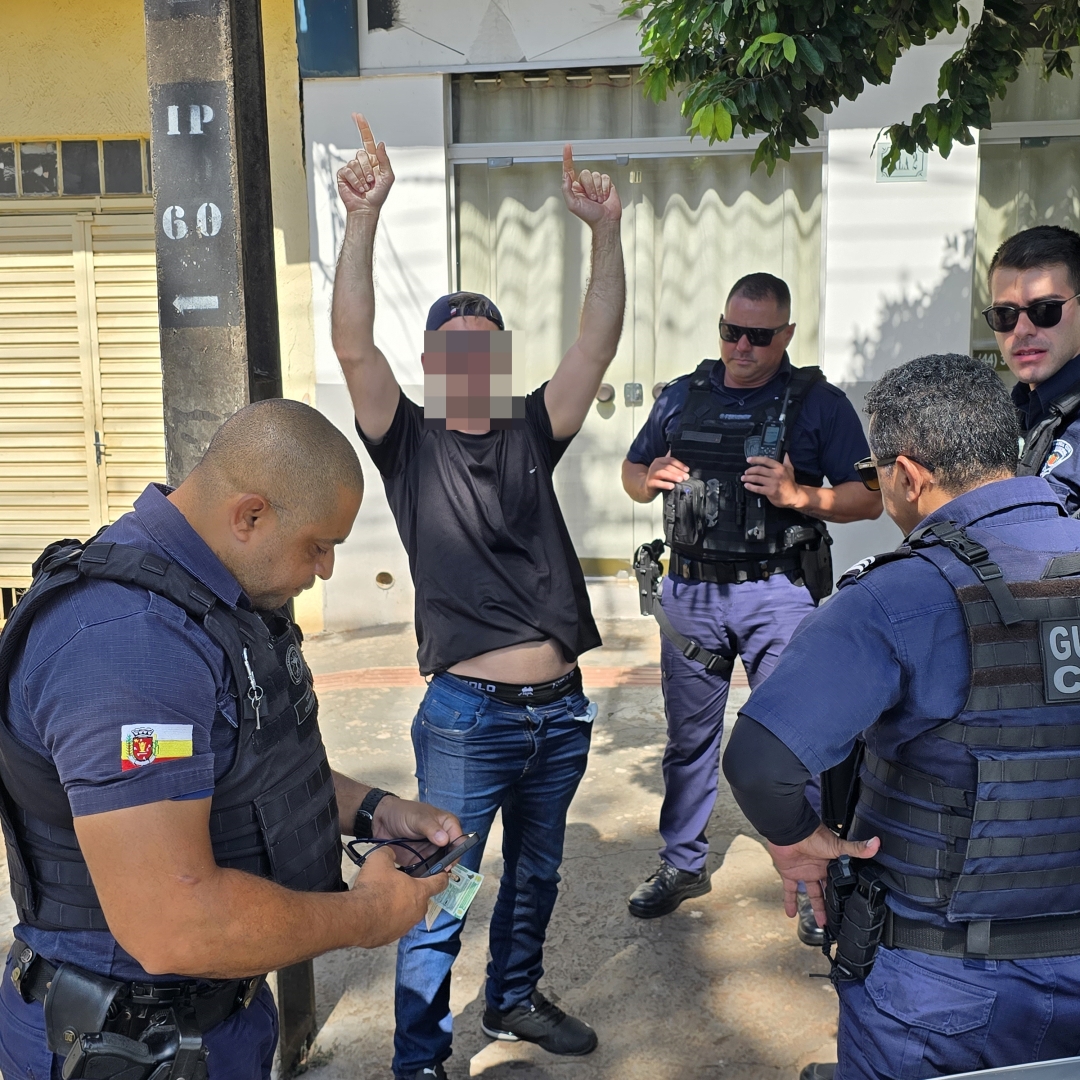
top-left (561, 145), bottom-right (622, 226)
top-left (337, 113), bottom-right (395, 216)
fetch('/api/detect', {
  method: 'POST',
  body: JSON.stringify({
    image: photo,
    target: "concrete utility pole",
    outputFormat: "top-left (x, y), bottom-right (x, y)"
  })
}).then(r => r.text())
top-left (144, 0), bottom-right (282, 486)
top-left (143, 0), bottom-right (316, 1070)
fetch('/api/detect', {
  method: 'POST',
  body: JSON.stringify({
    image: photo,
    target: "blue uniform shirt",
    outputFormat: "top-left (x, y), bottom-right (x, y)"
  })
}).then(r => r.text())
top-left (6, 483), bottom-right (247, 979)
top-left (626, 356), bottom-right (870, 488)
top-left (740, 476), bottom-right (1080, 921)
top-left (1013, 350), bottom-right (1080, 513)
top-left (739, 476), bottom-right (1078, 778)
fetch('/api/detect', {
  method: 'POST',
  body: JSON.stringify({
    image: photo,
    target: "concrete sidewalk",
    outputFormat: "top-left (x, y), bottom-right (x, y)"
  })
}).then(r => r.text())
top-left (302, 618), bottom-right (838, 1080)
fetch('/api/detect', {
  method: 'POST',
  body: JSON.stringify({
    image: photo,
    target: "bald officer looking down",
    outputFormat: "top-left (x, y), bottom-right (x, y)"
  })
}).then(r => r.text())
top-left (0, 400), bottom-right (462, 1080)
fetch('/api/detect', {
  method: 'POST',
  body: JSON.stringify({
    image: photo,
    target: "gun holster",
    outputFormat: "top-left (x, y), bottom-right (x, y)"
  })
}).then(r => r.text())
top-left (43, 962), bottom-right (124, 1055)
top-left (823, 857), bottom-right (888, 982)
top-left (634, 539), bottom-right (666, 617)
top-left (61, 1005), bottom-right (207, 1080)
top-left (24, 950), bottom-right (207, 1080)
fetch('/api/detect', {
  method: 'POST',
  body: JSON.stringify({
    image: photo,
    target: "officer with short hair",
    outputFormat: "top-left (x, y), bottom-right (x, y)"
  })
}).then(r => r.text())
top-left (622, 273), bottom-right (881, 928)
top-left (986, 224), bottom-right (1080, 511)
top-left (0, 399), bottom-right (462, 1079)
top-left (723, 353), bottom-right (1080, 1080)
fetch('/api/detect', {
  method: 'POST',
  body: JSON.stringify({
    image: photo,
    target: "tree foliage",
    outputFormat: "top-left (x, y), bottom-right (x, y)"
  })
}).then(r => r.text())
top-left (623, 0), bottom-right (1080, 173)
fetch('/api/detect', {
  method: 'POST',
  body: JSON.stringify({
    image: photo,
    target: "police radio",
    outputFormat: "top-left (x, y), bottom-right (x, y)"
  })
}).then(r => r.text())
top-left (744, 386), bottom-right (791, 461)
top-left (744, 387), bottom-right (792, 540)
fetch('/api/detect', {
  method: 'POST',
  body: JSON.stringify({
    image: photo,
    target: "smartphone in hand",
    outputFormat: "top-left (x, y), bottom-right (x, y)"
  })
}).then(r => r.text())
top-left (399, 832), bottom-right (480, 877)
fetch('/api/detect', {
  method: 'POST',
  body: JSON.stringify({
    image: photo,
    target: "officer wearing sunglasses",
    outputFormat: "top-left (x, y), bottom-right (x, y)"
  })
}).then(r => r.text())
top-left (621, 273), bottom-right (882, 934)
top-left (985, 225), bottom-right (1080, 512)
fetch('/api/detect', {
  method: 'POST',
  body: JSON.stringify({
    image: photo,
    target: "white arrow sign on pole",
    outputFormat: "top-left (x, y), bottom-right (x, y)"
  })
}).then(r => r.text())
top-left (173, 295), bottom-right (220, 314)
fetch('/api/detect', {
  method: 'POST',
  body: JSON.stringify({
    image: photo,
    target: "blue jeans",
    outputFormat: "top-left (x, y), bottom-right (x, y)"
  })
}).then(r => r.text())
top-left (393, 674), bottom-right (593, 1077)
top-left (0, 947), bottom-right (278, 1079)
top-left (836, 945), bottom-right (1080, 1079)
top-left (659, 575), bottom-right (816, 872)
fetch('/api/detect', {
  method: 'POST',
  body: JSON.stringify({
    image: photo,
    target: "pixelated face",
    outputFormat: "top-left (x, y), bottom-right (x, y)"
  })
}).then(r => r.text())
top-left (422, 330), bottom-right (524, 433)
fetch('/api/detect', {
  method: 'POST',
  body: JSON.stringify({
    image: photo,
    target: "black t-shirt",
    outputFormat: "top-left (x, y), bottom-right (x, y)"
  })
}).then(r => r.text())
top-left (357, 385), bottom-right (601, 675)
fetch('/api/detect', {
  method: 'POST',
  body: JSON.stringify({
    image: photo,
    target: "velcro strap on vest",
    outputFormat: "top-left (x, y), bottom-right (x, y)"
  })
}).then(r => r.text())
top-left (863, 751), bottom-right (970, 809)
top-left (953, 863), bottom-right (1080, 894)
top-left (885, 910), bottom-right (1080, 959)
top-left (973, 794), bottom-right (1080, 821)
top-left (859, 787), bottom-right (973, 838)
top-left (967, 831), bottom-right (1080, 858)
top-left (875, 831), bottom-right (966, 874)
top-left (931, 720), bottom-right (1080, 749)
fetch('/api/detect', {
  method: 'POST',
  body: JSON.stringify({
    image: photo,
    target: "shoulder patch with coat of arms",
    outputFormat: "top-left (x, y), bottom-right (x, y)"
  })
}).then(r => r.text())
top-left (1041, 439), bottom-right (1074, 477)
top-left (121, 724), bottom-right (193, 771)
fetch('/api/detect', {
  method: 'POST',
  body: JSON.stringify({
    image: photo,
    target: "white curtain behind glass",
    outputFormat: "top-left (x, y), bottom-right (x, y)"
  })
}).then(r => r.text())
top-left (456, 150), bottom-right (822, 569)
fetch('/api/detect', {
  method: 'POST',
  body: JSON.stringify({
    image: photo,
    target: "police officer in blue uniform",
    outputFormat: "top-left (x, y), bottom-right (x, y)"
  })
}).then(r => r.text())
top-left (0, 400), bottom-right (461, 1080)
top-left (988, 225), bottom-right (1080, 510)
top-left (623, 273), bottom-right (881, 927)
top-left (723, 353), bottom-right (1080, 1080)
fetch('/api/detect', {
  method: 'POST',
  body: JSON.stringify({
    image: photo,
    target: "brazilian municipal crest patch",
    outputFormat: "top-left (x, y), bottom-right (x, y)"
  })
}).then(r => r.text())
top-left (1041, 439), bottom-right (1074, 477)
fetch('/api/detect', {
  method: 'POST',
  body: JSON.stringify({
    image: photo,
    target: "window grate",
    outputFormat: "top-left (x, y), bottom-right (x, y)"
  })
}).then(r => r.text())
top-left (0, 138), bottom-right (150, 198)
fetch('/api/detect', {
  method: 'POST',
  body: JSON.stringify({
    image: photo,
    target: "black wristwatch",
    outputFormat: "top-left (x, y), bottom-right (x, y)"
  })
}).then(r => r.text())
top-left (353, 788), bottom-right (396, 839)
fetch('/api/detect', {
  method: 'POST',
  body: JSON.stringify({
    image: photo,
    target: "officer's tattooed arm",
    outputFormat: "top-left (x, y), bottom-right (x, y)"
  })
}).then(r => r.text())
top-left (622, 455), bottom-right (689, 503)
top-left (332, 113), bottom-right (401, 443)
top-left (74, 796), bottom-right (455, 980)
top-left (741, 454), bottom-right (883, 523)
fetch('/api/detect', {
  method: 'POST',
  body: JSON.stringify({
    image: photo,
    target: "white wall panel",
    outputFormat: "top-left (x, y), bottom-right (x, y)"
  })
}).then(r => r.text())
top-left (304, 75), bottom-right (450, 631)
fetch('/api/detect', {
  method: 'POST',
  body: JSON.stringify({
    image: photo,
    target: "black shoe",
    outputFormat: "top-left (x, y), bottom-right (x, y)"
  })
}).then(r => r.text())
top-left (799, 1064), bottom-right (836, 1080)
top-left (627, 862), bottom-right (711, 919)
top-left (797, 891), bottom-right (826, 947)
top-left (482, 990), bottom-right (598, 1056)
top-left (403, 1067), bottom-right (447, 1080)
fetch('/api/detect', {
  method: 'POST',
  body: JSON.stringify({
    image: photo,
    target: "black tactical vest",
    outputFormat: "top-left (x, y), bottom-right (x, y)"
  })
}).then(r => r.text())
top-left (0, 538), bottom-right (344, 933)
top-left (1016, 384), bottom-right (1080, 478)
top-left (844, 522), bottom-right (1080, 930)
top-left (664, 360), bottom-right (830, 561)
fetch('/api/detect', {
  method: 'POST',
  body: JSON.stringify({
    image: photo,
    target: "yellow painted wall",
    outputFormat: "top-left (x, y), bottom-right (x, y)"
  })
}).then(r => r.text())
top-left (260, 0), bottom-right (323, 631)
top-left (1, 0), bottom-right (323, 631)
top-left (0, 1), bottom-right (150, 139)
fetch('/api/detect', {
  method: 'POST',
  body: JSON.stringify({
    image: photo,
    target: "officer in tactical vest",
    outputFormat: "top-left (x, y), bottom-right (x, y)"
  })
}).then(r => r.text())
top-left (622, 273), bottom-right (881, 928)
top-left (723, 353), bottom-right (1080, 1080)
top-left (986, 225), bottom-right (1080, 512)
top-left (0, 400), bottom-right (461, 1080)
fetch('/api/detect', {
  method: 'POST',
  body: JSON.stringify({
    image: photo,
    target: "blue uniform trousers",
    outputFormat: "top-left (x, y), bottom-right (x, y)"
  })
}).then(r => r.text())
top-left (836, 945), bottom-right (1080, 1079)
top-left (392, 674), bottom-right (593, 1078)
top-left (0, 948), bottom-right (278, 1079)
top-left (658, 575), bottom-right (816, 872)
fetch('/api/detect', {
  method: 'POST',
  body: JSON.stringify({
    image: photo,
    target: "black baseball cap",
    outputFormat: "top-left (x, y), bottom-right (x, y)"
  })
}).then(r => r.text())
top-left (425, 291), bottom-right (505, 331)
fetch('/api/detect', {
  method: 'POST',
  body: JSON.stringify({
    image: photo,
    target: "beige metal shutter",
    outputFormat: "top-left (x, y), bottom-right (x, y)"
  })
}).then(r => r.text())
top-left (0, 213), bottom-right (97, 590)
top-left (89, 214), bottom-right (166, 522)
top-left (0, 208), bottom-right (165, 593)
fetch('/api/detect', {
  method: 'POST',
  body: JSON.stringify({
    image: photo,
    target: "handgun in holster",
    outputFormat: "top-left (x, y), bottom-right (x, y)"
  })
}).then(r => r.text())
top-left (61, 1005), bottom-right (207, 1080)
top-left (634, 539), bottom-right (666, 617)
top-left (18, 950), bottom-right (208, 1080)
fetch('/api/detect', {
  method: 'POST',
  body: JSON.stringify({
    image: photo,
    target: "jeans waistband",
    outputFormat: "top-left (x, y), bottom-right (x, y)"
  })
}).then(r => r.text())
top-left (441, 666), bottom-right (582, 706)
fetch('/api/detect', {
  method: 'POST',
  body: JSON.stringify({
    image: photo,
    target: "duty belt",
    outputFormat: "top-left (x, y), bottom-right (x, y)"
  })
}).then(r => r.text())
top-left (10, 939), bottom-right (264, 1041)
top-left (884, 910), bottom-right (1080, 960)
top-left (669, 551), bottom-right (802, 585)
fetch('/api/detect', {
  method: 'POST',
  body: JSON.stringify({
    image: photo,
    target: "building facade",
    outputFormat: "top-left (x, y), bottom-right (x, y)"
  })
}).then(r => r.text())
top-left (2, 1), bottom-right (1078, 633)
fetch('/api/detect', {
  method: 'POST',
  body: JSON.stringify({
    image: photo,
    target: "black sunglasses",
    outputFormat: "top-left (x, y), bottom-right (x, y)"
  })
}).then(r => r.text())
top-left (718, 317), bottom-right (789, 347)
top-left (982, 292), bottom-right (1080, 333)
top-left (854, 455), bottom-right (933, 491)
top-left (446, 291), bottom-right (505, 330)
